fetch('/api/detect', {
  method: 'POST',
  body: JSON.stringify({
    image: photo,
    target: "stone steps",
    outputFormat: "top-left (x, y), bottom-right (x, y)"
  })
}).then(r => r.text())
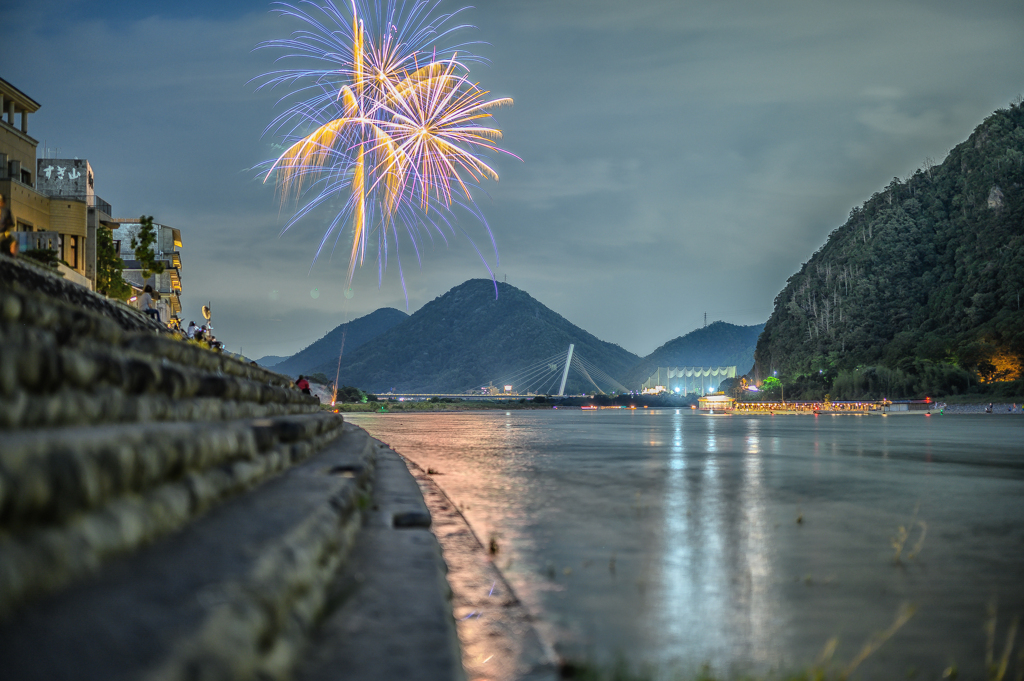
top-left (0, 389), bottom-right (319, 430)
top-left (0, 423), bottom-right (376, 681)
top-left (1, 292), bottom-right (316, 431)
top-left (0, 256), bottom-right (464, 680)
top-left (0, 412), bottom-right (345, 616)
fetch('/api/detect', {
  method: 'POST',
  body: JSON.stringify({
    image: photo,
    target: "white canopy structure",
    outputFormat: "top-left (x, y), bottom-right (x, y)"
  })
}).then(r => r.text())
top-left (641, 366), bottom-right (737, 395)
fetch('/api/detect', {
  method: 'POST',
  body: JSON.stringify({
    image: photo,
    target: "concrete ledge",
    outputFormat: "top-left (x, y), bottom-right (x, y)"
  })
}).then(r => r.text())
top-left (296, 444), bottom-right (465, 681)
top-left (403, 456), bottom-right (558, 681)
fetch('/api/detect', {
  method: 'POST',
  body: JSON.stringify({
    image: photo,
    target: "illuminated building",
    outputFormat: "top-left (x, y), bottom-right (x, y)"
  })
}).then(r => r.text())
top-left (698, 394), bottom-right (735, 411)
top-left (641, 366), bottom-right (737, 396)
top-left (0, 77), bottom-right (117, 290)
top-left (111, 220), bottom-right (184, 325)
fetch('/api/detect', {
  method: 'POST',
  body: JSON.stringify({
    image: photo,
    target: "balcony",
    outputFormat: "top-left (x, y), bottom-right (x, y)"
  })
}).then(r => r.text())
top-left (87, 195), bottom-right (112, 215)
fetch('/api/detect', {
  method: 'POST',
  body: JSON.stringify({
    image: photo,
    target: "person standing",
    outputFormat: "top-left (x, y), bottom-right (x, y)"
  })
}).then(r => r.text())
top-left (0, 193), bottom-right (16, 256)
top-left (186, 321), bottom-right (197, 339)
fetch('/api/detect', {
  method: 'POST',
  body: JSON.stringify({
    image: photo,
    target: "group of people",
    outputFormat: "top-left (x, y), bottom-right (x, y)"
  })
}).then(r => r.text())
top-left (184, 320), bottom-right (222, 350)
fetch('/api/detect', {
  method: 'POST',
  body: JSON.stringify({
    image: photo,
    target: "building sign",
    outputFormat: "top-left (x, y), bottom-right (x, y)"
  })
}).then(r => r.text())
top-left (36, 159), bottom-right (92, 198)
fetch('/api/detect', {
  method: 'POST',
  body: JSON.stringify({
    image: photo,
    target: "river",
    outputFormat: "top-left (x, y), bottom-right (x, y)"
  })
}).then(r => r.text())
top-left (347, 409), bottom-right (1024, 679)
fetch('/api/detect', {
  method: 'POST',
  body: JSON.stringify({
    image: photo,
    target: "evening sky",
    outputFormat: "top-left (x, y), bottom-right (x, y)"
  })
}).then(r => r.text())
top-left (7, 0), bottom-right (1023, 358)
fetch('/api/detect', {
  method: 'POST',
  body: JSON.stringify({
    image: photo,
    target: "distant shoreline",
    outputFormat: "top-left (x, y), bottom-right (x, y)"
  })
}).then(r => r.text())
top-left (332, 401), bottom-right (1024, 415)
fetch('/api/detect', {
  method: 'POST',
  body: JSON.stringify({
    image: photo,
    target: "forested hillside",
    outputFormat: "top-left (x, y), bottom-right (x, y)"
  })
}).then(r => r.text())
top-left (321, 279), bottom-right (640, 394)
top-left (754, 101), bottom-right (1024, 398)
top-left (623, 321), bottom-right (763, 389)
top-left (271, 307), bottom-right (408, 377)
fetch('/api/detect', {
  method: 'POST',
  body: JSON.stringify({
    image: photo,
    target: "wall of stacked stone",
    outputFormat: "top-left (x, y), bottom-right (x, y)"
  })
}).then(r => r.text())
top-left (0, 258), bottom-right (465, 681)
top-left (0, 256), bottom-right (334, 617)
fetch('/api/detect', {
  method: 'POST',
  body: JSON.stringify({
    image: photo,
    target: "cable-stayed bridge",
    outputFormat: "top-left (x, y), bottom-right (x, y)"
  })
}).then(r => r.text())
top-left (467, 344), bottom-right (628, 396)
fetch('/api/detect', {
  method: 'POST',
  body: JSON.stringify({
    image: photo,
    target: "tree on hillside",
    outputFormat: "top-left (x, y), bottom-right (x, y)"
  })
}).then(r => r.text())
top-left (753, 101), bottom-right (1024, 396)
top-left (761, 376), bottom-right (782, 399)
top-left (130, 215), bottom-right (165, 280)
top-left (96, 226), bottom-right (132, 301)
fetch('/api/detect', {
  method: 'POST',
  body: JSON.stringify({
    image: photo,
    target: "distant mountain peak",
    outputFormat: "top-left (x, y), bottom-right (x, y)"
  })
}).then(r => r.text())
top-left (312, 278), bottom-right (641, 393)
top-left (623, 321), bottom-right (764, 388)
top-left (271, 307), bottom-right (409, 377)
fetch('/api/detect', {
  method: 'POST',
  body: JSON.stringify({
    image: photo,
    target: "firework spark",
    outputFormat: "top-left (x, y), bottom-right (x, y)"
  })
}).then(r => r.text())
top-left (255, 0), bottom-right (515, 287)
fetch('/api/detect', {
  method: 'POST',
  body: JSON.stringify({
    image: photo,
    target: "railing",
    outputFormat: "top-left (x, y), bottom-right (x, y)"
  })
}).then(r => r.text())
top-left (88, 195), bottom-right (112, 215)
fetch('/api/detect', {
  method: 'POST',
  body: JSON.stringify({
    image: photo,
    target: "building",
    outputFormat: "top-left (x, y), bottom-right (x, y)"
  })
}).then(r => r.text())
top-left (0, 78), bottom-right (44, 232)
top-left (641, 366), bottom-right (737, 396)
top-left (111, 220), bottom-right (183, 325)
top-left (698, 394), bottom-right (735, 411)
top-left (0, 77), bottom-right (116, 290)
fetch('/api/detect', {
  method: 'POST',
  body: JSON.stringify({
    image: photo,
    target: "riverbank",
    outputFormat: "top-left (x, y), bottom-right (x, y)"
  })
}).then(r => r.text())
top-left (347, 408), bottom-right (1024, 681)
top-left (329, 401), bottom-right (555, 412)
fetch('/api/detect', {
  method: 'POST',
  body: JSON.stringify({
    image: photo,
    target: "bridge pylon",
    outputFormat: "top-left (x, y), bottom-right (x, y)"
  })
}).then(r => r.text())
top-left (557, 344), bottom-right (574, 396)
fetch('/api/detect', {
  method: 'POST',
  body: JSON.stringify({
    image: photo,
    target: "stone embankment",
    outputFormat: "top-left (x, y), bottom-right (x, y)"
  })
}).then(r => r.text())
top-left (0, 258), bottom-right (463, 680)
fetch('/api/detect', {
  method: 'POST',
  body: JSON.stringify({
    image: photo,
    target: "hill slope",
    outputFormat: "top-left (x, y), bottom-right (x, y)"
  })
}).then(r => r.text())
top-left (754, 102), bottom-right (1024, 392)
top-left (623, 321), bottom-right (764, 388)
top-left (316, 279), bottom-right (640, 393)
top-left (273, 308), bottom-right (409, 378)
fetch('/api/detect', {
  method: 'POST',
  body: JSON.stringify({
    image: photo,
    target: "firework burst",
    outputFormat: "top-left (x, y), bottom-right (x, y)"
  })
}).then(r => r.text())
top-left (255, 0), bottom-right (515, 288)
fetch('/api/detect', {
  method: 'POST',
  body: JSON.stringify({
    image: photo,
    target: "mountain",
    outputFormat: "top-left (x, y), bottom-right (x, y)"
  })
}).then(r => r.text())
top-left (315, 279), bottom-right (641, 394)
top-left (623, 321), bottom-right (764, 388)
top-left (754, 102), bottom-right (1024, 397)
top-left (255, 355), bottom-right (287, 368)
top-left (272, 308), bottom-right (409, 378)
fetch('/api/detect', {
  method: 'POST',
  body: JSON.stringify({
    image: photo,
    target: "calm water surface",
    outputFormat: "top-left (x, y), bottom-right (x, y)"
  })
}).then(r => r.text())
top-left (348, 410), bottom-right (1024, 678)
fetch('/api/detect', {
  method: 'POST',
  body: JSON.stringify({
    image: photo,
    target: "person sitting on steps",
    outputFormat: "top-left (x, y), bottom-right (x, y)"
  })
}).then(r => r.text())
top-left (140, 285), bottom-right (161, 322)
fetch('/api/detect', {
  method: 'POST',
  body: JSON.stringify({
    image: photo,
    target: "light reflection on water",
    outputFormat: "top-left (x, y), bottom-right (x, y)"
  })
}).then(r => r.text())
top-left (349, 410), bottom-right (1024, 678)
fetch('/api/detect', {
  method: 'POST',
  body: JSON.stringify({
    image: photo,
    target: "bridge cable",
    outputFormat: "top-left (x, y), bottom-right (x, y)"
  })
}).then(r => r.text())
top-left (570, 355), bottom-right (605, 394)
top-left (573, 354), bottom-right (629, 393)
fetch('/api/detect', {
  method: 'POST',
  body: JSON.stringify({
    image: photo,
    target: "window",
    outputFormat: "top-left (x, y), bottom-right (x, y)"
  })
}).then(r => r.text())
top-left (70, 236), bottom-right (79, 269)
top-left (21, 169), bottom-right (31, 185)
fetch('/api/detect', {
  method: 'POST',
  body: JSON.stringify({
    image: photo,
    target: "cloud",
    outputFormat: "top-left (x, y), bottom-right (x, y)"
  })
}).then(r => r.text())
top-left (856, 103), bottom-right (949, 138)
top-left (8, 0), bottom-right (1024, 359)
top-left (497, 157), bottom-right (633, 209)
